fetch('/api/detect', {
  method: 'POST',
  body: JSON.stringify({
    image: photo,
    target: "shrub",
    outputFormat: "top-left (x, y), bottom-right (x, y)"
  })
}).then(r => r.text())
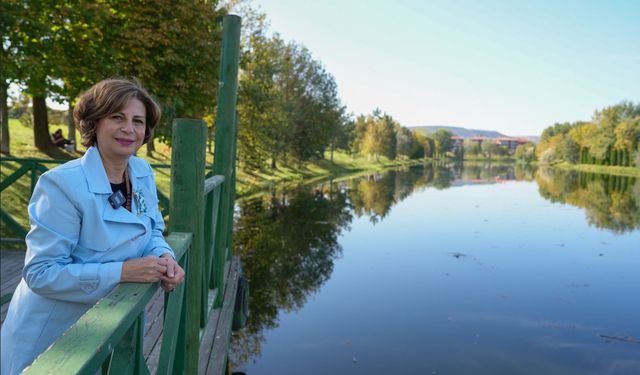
top-left (18, 113), bottom-right (32, 127)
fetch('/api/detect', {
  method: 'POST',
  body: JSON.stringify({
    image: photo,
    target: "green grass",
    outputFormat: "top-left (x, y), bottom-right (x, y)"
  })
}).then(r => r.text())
top-left (550, 161), bottom-right (640, 178)
top-left (463, 155), bottom-right (513, 162)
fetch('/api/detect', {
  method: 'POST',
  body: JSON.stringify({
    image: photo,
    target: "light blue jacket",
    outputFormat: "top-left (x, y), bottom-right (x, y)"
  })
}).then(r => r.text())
top-left (1, 146), bottom-right (173, 375)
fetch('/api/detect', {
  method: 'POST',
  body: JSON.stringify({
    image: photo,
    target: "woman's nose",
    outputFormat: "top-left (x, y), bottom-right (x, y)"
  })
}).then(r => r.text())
top-left (120, 119), bottom-right (134, 133)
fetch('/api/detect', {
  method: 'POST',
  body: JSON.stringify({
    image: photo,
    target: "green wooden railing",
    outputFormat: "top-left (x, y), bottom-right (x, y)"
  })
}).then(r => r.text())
top-left (0, 157), bottom-right (176, 241)
top-left (14, 14), bottom-right (245, 375)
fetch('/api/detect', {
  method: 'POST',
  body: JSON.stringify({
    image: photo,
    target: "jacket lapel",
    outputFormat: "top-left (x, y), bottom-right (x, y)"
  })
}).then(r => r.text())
top-left (81, 147), bottom-right (146, 227)
top-left (80, 146), bottom-right (112, 194)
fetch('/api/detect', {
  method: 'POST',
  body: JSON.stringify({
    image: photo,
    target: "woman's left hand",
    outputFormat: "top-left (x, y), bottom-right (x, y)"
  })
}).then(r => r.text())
top-left (159, 253), bottom-right (185, 292)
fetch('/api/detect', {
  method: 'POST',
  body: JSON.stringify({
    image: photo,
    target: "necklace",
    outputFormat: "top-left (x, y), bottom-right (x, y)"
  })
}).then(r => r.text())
top-left (123, 169), bottom-right (132, 211)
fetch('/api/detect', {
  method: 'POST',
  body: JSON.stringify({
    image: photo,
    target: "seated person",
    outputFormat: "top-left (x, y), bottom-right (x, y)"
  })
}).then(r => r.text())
top-left (51, 129), bottom-right (71, 148)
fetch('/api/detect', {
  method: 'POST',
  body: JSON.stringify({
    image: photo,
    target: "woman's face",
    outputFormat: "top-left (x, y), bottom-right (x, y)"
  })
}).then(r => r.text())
top-left (95, 98), bottom-right (146, 162)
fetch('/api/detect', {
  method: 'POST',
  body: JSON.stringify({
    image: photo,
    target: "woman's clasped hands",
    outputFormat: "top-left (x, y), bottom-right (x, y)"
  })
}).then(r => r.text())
top-left (121, 254), bottom-right (185, 292)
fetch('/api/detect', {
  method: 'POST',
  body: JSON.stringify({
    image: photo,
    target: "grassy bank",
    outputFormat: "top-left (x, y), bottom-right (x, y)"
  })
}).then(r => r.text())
top-left (548, 162), bottom-right (640, 178)
top-left (1, 119), bottom-right (423, 242)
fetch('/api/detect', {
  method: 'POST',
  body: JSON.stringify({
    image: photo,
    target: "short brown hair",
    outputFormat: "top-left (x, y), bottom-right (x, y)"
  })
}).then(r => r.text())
top-left (74, 78), bottom-right (161, 147)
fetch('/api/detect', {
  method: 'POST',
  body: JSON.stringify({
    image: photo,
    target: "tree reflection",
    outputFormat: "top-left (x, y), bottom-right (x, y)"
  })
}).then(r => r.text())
top-left (231, 184), bottom-right (353, 365)
top-left (536, 168), bottom-right (639, 233)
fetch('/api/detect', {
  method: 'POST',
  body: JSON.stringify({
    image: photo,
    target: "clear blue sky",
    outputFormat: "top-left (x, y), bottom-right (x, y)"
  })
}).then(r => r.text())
top-left (251, 0), bottom-right (639, 136)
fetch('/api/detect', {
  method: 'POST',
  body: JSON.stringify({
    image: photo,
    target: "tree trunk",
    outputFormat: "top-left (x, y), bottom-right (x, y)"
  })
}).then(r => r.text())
top-left (330, 141), bottom-right (334, 164)
top-left (1, 83), bottom-right (9, 154)
top-left (33, 96), bottom-right (52, 150)
top-left (67, 103), bottom-right (76, 152)
top-left (146, 130), bottom-right (155, 157)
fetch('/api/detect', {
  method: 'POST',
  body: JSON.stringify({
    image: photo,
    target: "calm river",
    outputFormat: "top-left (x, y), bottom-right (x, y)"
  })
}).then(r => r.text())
top-left (230, 163), bottom-right (640, 375)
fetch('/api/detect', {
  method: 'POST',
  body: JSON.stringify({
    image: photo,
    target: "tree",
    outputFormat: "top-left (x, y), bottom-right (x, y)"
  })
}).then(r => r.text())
top-left (463, 138), bottom-right (481, 156)
top-left (613, 117), bottom-right (640, 166)
top-left (278, 43), bottom-right (343, 163)
top-left (46, 2), bottom-right (122, 152)
top-left (432, 129), bottom-right (453, 158)
top-left (7, 0), bottom-right (59, 151)
top-left (562, 136), bottom-right (580, 163)
top-left (236, 19), bottom-right (288, 169)
top-left (350, 114), bottom-right (369, 155)
top-left (540, 122), bottom-right (572, 143)
top-left (6, 1), bottom-right (223, 153)
top-left (514, 143), bottom-right (535, 163)
top-left (395, 126), bottom-right (412, 159)
top-left (0, 0), bottom-right (21, 154)
top-left (106, 1), bottom-right (223, 152)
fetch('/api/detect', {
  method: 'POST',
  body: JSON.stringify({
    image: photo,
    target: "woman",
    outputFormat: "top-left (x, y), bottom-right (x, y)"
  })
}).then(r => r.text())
top-left (1, 79), bottom-right (185, 375)
top-left (51, 129), bottom-right (70, 148)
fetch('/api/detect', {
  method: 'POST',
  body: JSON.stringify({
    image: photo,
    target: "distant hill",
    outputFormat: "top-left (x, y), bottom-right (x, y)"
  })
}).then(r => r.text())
top-left (410, 125), bottom-right (506, 138)
top-left (410, 125), bottom-right (540, 143)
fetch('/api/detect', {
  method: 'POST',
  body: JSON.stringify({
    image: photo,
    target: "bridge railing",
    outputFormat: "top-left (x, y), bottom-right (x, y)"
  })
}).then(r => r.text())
top-left (0, 157), bottom-right (177, 242)
top-left (20, 14), bottom-right (244, 375)
top-left (22, 232), bottom-right (192, 375)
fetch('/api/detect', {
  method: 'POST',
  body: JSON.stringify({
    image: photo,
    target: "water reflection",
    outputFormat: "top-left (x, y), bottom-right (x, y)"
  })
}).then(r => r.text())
top-left (231, 187), bottom-right (353, 364)
top-left (536, 168), bottom-right (639, 233)
top-left (231, 163), bottom-right (639, 368)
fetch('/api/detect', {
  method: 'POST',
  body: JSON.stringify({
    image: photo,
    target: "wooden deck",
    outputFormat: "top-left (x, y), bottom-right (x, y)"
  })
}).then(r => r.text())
top-left (1, 250), bottom-right (169, 374)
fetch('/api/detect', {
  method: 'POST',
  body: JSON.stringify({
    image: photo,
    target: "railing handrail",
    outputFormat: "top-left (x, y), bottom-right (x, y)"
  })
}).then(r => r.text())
top-left (0, 156), bottom-right (213, 170)
top-left (22, 233), bottom-right (193, 374)
top-left (204, 175), bottom-right (225, 195)
top-left (0, 156), bottom-right (68, 163)
top-left (0, 157), bottom-right (179, 240)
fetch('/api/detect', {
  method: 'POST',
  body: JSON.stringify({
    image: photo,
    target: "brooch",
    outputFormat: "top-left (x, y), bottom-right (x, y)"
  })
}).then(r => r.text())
top-left (134, 190), bottom-right (147, 216)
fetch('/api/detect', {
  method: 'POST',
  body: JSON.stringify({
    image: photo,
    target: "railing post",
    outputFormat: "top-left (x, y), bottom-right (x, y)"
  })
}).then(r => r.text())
top-left (30, 161), bottom-right (38, 194)
top-left (169, 118), bottom-right (207, 375)
top-left (212, 14), bottom-right (241, 306)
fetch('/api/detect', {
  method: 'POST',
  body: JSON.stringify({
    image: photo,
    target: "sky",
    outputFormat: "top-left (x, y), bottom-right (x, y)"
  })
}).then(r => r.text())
top-left (250, 0), bottom-right (639, 136)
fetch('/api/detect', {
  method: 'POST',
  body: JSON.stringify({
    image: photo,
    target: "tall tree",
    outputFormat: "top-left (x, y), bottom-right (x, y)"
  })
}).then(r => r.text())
top-left (395, 126), bottom-right (413, 159)
top-left (433, 129), bottom-right (453, 158)
top-left (0, 0), bottom-right (21, 154)
top-left (8, 0), bottom-right (58, 151)
top-left (104, 1), bottom-right (223, 150)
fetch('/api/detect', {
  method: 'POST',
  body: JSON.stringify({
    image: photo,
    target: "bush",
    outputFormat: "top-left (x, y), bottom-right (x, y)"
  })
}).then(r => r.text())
top-left (48, 109), bottom-right (68, 125)
top-left (539, 147), bottom-right (556, 164)
top-left (18, 113), bottom-right (32, 127)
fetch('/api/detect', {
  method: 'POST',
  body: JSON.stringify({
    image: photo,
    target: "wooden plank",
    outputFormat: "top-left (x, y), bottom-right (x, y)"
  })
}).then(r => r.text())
top-left (143, 289), bottom-right (167, 374)
top-left (146, 337), bottom-right (163, 375)
top-left (197, 287), bottom-right (223, 371)
top-left (203, 258), bottom-right (242, 375)
top-left (1, 250), bottom-right (25, 325)
top-left (1, 268), bottom-right (23, 296)
top-left (198, 262), bottom-right (231, 373)
top-left (143, 289), bottom-right (165, 358)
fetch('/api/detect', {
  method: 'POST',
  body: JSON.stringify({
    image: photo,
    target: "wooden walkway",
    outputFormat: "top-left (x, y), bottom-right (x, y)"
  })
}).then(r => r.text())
top-left (1, 250), bottom-right (168, 374)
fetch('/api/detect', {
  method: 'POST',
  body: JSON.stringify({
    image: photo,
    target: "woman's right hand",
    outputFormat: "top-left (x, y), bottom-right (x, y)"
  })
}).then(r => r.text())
top-left (121, 256), bottom-right (168, 283)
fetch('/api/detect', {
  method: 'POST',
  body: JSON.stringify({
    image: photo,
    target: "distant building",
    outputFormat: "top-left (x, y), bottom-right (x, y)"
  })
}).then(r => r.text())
top-left (451, 136), bottom-right (464, 154)
top-left (494, 137), bottom-right (530, 152)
